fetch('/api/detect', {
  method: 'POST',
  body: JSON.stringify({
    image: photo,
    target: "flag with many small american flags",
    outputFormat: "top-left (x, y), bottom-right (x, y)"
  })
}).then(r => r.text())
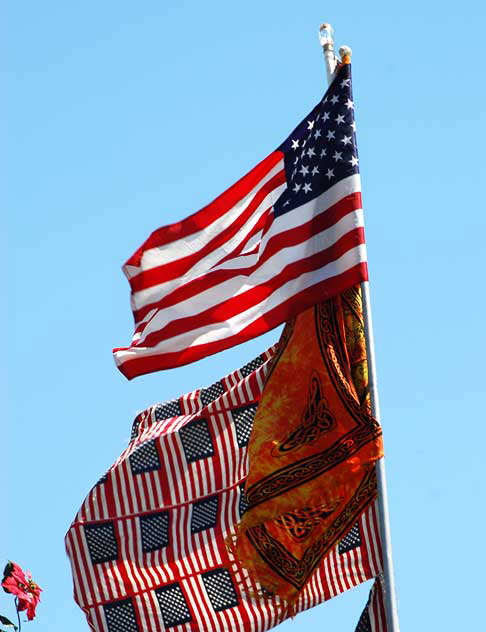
top-left (66, 349), bottom-right (384, 631)
top-left (113, 62), bottom-right (367, 379)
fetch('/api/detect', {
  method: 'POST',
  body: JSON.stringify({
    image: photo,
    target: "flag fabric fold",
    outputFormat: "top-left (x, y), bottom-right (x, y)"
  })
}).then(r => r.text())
top-left (232, 287), bottom-right (383, 603)
top-left (66, 347), bottom-right (383, 631)
top-left (114, 63), bottom-right (368, 379)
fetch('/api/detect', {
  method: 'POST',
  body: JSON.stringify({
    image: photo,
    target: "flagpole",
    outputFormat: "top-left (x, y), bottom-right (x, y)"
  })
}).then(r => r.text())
top-left (319, 24), bottom-right (401, 632)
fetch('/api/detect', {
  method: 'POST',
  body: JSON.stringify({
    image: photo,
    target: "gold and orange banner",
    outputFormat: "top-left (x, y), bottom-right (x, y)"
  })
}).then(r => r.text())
top-left (232, 287), bottom-right (383, 603)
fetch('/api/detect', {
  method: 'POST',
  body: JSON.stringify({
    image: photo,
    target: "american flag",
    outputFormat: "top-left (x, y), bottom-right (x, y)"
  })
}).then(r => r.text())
top-left (66, 349), bottom-right (383, 631)
top-left (113, 63), bottom-right (367, 379)
top-left (355, 577), bottom-right (388, 632)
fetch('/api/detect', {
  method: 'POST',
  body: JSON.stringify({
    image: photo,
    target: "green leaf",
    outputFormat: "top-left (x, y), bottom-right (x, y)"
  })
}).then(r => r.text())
top-left (0, 614), bottom-right (18, 630)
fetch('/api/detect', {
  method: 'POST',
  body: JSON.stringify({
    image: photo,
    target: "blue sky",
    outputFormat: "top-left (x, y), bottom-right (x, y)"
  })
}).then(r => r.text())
top-left (3, 1), bottom-right (486, 630)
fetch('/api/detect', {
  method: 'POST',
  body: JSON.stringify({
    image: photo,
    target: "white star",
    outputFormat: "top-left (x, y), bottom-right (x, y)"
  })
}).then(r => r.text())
top-left (341, 135), bottom-right (352, 146)
top-left (345, 98), bottom-right (354, 110)
top-left (311, 166), bottom-right (319, 175)
top-left (300, 149), bottom-right (306, 159)
top-left (320, 148), bottom-right (327, 158)
top-left (299, 165), bottom-right (309, 176)
top-left (333, 151), bottom-right (343, 161)
top-left (303, 182), bottom-right (312, 193)
top-left (283, 199), bottom-right (291, 206)
top-left (326, 130), bottom-right (335, 140)
top-left (340, 78), bottom-right (351, 88)
top-left (291, 139), bottom-right (299, 150)
top-left (314, 129), bottom-right (321, 139)
top-left (302, 137), bottom-right (307, 147)
top-left (326, 168), bottom-right (334, 179)
top-left (331, 95), bottom-right (339, 105)
top-left (335, 114), bottom-right (345, 125)
top-left (293, 156), bottom-right (299, 165)
top-left (307, 120), bottom-right (315, 130)
top-left (349, 155), bottom-right (359, 167)
top-left (322, 96), bottom-right (328, 104)
top-left (351, 121), bottom-right (356, 131)
top-left (293, 183), bottom-right (301, 193)
top-left (307, 147), bottom-right (316, 158)
top-left (322, 111), bottom-right (330, 122)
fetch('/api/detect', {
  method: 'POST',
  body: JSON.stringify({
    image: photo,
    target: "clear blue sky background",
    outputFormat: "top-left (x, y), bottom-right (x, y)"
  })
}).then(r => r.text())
top-left (3, 1), bottom-right (486, 630)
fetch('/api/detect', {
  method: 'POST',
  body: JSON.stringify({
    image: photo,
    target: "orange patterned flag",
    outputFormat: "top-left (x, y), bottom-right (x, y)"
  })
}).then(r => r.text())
top-left (232, 287), bottom-right (383, 604)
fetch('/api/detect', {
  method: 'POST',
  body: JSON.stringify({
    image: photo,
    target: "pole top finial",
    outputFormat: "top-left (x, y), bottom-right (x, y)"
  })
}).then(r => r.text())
top-left (319, 23), bottom-right (334, 49)
top-left (339, 45), bottom-right (352, 64)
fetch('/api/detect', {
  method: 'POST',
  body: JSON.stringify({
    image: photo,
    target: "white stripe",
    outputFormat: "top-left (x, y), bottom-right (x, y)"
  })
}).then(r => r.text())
top-left (115, 243), bottom-right (367, 364)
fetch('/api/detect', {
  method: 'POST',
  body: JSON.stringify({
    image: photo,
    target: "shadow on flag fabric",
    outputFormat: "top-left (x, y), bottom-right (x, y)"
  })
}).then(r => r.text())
top-left (113, 63), bottom-right (368, 379)
top-left (232, 286), bottom-right (383, 604)
top-left (66, 342), bottom-right (384, 631)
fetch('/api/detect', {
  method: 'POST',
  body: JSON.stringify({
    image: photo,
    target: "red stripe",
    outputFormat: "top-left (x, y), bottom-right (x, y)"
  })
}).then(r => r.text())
top-left (132, 192), bottom-right (361, 325)
top-left (130, 226), bottom-right (366, 350)
top-left (125, 151), bottom-right (283, 269)
top-left (117, 263), bottom-right (367, 378)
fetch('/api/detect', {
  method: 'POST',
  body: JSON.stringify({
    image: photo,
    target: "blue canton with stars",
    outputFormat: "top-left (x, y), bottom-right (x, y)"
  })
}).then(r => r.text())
top-left (274, 64), bottom-right (359, 217)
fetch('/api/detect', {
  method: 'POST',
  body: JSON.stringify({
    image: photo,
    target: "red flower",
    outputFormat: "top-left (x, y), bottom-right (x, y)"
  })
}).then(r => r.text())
top-left (2, 561), bottom-right (42, 621)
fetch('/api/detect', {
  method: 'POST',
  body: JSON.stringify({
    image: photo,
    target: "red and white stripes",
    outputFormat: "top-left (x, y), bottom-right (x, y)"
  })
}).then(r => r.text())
top-left (114, 155), bottom-right (367, 378)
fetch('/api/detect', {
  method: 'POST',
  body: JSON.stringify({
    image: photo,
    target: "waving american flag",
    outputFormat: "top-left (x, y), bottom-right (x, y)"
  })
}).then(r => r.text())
top-left (114, 63), bottom-right (367, 379)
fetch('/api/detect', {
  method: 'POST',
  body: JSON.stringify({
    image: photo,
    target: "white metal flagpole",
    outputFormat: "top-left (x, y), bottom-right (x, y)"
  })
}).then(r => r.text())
top-left (318, 23), bottom-right (401, 632)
